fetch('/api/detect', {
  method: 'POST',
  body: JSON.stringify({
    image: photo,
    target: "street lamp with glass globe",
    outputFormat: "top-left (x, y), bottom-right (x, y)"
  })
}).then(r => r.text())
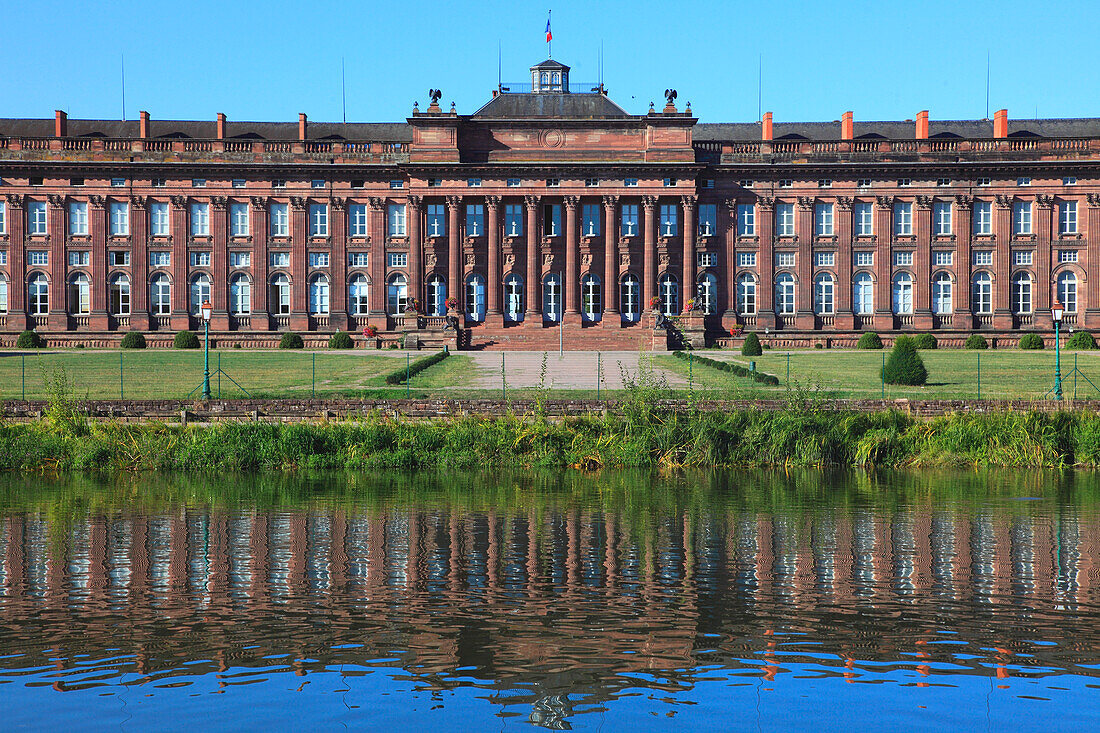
top-left (201, 300), bottom-right (213, 400)
top-left (1052, 299), bottom-right (1064, 401)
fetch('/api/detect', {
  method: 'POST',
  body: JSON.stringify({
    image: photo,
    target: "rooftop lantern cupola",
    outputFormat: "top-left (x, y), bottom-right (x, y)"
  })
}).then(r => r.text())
top-left (531, 59), bottom-right (569, 93)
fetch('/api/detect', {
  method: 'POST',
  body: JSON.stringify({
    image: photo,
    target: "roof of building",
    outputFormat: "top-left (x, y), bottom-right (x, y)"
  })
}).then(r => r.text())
top-left (530, 59), bottom-right (570, 71)
top-left (471, 93), bottom-right (631, 119)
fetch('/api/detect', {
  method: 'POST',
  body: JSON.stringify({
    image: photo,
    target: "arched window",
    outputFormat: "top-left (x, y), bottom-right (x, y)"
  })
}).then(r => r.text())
top-left (932, 272), bottom-right (953, 315)
top-left (426, 275), bottom-right (447, 316)
top-left (309, 275), bottom-right (330, 314)
top-left (1057, 271), bottom-right (1078, 312)
top-left (465, 274), bottom-right (485, 321)
top-left (659, 273), bottom-right (679, 317)
top-left (543, 273), bottom-right (561, 322)
top-left (853, 273), bottom-right (874, 315)
top-left (1011, 272), bottom-right (1032, 314)
top-left (387, 273), bottom-right (408, 314)
top-left (109, 273), bottom-right (130, 316)
top-left (0, 275), bottom-right (8, 314)
top-left (971, 272), bottom-right (992, 315)
top-left (774, 273), bottom-right (795, 315)
top-left (697, 272), bottom-right (718, 315)
top-left (230, 274), bottom-right (251, 315)
top-left (620, 274), bottom-right (640, 322)
top-left (69, 273), bottom-right (90, 315)
top-left (892, 272), bottom-right (913, 315)
top-left (736, 273), bottom-right (756, 315)
top-left (504, 273), bottom-right (524, 322)
top-left (349, 274), bottom-right (370, 316)
top-left (813, 273), bottom-right (834, 315)
top-left (191, 274), bottom-right (212, 315)
top-left (150, 274), bottom-right (170, 316)
top-left (29, 274), bottom-right (48, 316)
top-left (582, 274), bottom-right (602, 321)
top-left (269, 274), bottom-right (290, 315)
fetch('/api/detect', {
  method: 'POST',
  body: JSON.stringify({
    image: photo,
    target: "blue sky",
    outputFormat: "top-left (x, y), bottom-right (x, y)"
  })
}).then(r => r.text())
top-left (3, 0), bottom-right (1099, 125)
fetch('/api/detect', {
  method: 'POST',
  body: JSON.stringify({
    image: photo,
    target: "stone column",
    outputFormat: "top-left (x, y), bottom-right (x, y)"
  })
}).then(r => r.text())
top-left (525, 195), bottom-right (540, 318)
top-left (5, 195), bottom-right (26, 327)
top-left (795, 197), bottom-right (814, 329)
top-left (642, 196), bottom-right (657, 308)
top-left (368, 197), bottom-right (386, 314)
top-left (330, 197), bottom-right (348, 331)
top-left (834, 197), bottom-right (854, 330)
top-left (1087, 194), bottom-right (1100, 328)
top-left (872, 196), bottom-right (894, 331)
top-left (250, 197), bottom-right (269, 327)
top-left (681, 195), bottom-right (696, 312)
top-left (129, 196), bottom-right (149, 331)
top-left (407, 195), bottom-right (423, 303)
top-left (913, 196), bottom-right (933, 330)
top-left (603, 195), bottom-right (618, 315)
top-left (88, 194), bottom-right (108, 330)
top-left (993, 194), bottom-right (1013, 329)
top-left (210, 196), bottom-right (229, 331)
top-left (169, 196), bottom-right (190, 330)
top-left (564, 196), bottom-right (579, 315)
top-left (46, 195), bottom-right (68, 330)
top-left (446, 196), bottom-right (461, 311)
top-left (955, 196), bottom-right (974, 321)
top-left (486, 196), bottom-right (501, 316)
top-left (722, 198), bottom-right (738, 321)
top-left (756, 196), bottom-right (776, 329)
top-left (289, 197), bottom-right (308, 330)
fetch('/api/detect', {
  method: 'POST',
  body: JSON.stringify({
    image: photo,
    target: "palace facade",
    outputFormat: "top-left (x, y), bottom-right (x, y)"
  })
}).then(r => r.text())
top-left (1, 58), bottom-right (1099, 349)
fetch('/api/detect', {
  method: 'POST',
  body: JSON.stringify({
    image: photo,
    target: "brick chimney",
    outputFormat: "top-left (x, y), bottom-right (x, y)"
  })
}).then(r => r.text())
top-left (54, 110), bottom-right (67, 137)
top-left (139, 110), bottom-right (149, 138)
top-left (993, 108), bottom-right (1008, 139)
top-left (761, 111), bottom-right (773, 141)
top-left (298, 113), bottom-right (307, 141)
top-left (915, 110), bottom-right (929, 139)
top-left (841, 111), bottom-right (853, 141)
top-left (217, 112), bottom-right (226, 139)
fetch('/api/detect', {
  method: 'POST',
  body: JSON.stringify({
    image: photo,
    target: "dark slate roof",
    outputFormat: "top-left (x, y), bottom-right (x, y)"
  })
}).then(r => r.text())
top-left (530, 59), bottom-right (570, 71)
top-left (472, 93), bottom-right (630, 119)
top-left (0, 118), bottom-right (413, 142)
top-left (694, 118), bottom-right (1100, 141)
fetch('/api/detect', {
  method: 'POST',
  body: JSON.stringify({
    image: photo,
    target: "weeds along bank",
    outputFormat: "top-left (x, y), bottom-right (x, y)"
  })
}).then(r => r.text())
top-left (4, 402), bottom-right (1100, 471)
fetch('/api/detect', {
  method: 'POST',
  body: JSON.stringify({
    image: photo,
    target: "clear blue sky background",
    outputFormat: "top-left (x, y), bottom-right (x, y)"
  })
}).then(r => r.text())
top-left (3, 0), bottom-right (1099, 125)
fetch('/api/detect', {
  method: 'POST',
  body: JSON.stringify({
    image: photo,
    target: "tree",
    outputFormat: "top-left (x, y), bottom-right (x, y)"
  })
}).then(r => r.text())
top-left (173, 331), bottom-right (200, 349)
top-left (1066, 331), bottom-right (1097, 350)
top-left (120, 331), bottom-right (147, 349)
top-left (913, 333), bottom-right (937, 350)
top-left (279, 332), bottom-right (305, 349)
top-left (16, 330), bottom-right (44, 349)
top-left (857, 332), bottom-right (884, 350)
top-left (965, 334), bottom-right (988, 350)
top-left (882, 334), bottom-right (928, 386)
top-left (741, 332), bottom-right (762, 356)
top-left (328, 331), bottom-right (354, 349)
top-left (1018, 333), bottom-right (1044, 350)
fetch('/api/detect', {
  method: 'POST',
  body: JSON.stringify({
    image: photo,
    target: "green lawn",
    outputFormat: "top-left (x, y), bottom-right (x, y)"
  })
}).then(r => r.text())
top-left (660, 348), bottom-right (1100, 400)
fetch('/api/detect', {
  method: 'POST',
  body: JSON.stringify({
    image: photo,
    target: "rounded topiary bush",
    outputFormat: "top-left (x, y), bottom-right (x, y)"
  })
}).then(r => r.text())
top-left (965, 334), bottom-right (989, 350)
top-left (913, 333), bottom-right (938, 350)
top-left (857, 332), bottom-right (884, 350)
top-left (741, 332), bottom-right (762, 356)
top-left (16, 330), bottom-right (44, 349)
top-left (1018, 333), bottom-right (1044, 350)
top-left (882, 334), bottom-right (928, 386)
top-left (119, 331), bottom-right (147, 349)
top-left (279, 332), bottom-right (304, 349)
top-left (1066, 331), bottom-right (1097, 350)
top-left (174, 330), bottom-right (200, 349)
top-left (328, 331), bottom-right (354, 349)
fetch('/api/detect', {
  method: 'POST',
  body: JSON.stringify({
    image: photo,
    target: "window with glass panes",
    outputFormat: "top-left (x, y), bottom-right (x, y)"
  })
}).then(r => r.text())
top-left (620, 275), bottom-right (640, 321)
top-left (737, 252), bottom-right (757, 268)
top-left (659, 204), bottom-right (678, 236)
top-left (814, 274), bottom-right (834, 314)
top-left (269, 252), bottom-right (289, 268)
top-left (933, 251), bottom-right (953, 267)
top-left (1059, 201), bottom-right (1078, 234)
top-left (736, 273), bottom-right (756, 314)
top-left (466, 204), bottom-right (485, 236)
top-left (231, 203), bottom-right (249, 236)
top-left (932, 273), bottom-right (952, 314)
top-left (543, 204), bottom-right (562, 236)
top-left (737, 204), bottom-right (755, 236)
top-left (620, 204), bottom-right (639, 236)
top-left (28, 201), bottom-right (47, 235)
top-left (814, 203), bottom-right (834, 236)
top-left (230, 275), bottom-right (250, 314)
top-left (386, 204), bottom-right (406, 237)
top-left (309, 276), bottom-right (329, 314)
top-left (659, 274), bottom-right (678, 316)
top-left (934, 201), bottom-right (952, 235)
top-left (504, 273), bottom-right (524, 320)
top-left (28, 250), bottom-right (48, 266)
top-left (972, 201), bottom-right (992, 235)
top-left (776, 203), bottom-right (795, 236)
top-left (1058, 271), bottom-right (1077, 311)
top-left (855, 202), bottom-right (874, 236)
top-left (349, 275), bottom-right (370, 314)
top-left (149, 252), bottom-right (170, 267)
top-left (855, 251), bottom-right (874, 267)
top-left (893, 202), bottom-right (913, 235)
top-left (1013, 250), bottom-right (1033, 266)
top-left (697, 204), bottom-right (716, 236)
top-left (854, 273), bottom-right (873, 314)
top-left (349, 252), bottom-right (369, 267)
top-left (814, 251), bottom-right (835, 268)
top-left (151, 275), bottom-right (170, 314)
top-left (425, 204), bottom-right (445, 237)
top-left (349, 204), bottom-right (369, 237)
top-left (151, 202), bottom-right (170, 236)
top-left (972, 272), bottom-right (992, 314)
top-left (504, 204), bottom-right (524, 236)
top-left (109, 201), bottom-right (129, 235)
top-left (69, 202), bottom-right (88, 235)
top-left (774, 273), bottom-right (795, 314)
top-left (582, 204), bottom-right (601, 236)
top-left (308, 252), bottom-right (329, 268)
top-left (1011, 273), bottom-right (1032, 314)
top-left (1013, 201), bottom-right (1032, 234)
top-left (269, 203), bottom-right (288, 236)
top-left (973, 250), bottom-right (993, 266)
top-left (894, 251), bottom-right (914, 267)
top-left (892, 273), bottom-right (914, 314)
top-left (310, 204), bottom-right (328, 236)
top-left (191, 251), bottom-right (212, 267)
top-left (543, 273), bottom-right (561, 321)
top-left (230, 252), bottom-right (250, 268)
top-left (190, 203), bottom-right (210, 236)
top-left (776, 252), bottom-right (795, 268)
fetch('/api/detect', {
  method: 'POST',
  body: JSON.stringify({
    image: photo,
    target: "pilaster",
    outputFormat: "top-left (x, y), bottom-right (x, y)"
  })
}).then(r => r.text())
top-left (795, 196), bottom-right (814, 329)
top-left (992, 195), bottom-right (1013, 329)
top-left (603, 195), bottom-right (618, 314)
top-left (525, 195), bottom-right (540, 317)
top-left (564, 196), bottom-right (579, 316)
top-left (681, 195), bottom-right (696, 312)
top-left (289, 196), bottom-right (309, 330)
top-left (872, 196), bottom-right (894, 331)
top-left (913, 196), bottom-right (933, 330)
top-left (129, 196), bottom-right (149, 331)
top-left (47, 194), bottom-right (67, 330)
top-left (642, 196), bottom-right (657, 309)
top-left (330, 197), bottom-right (349, 331)
top-left (834, 197), bottom-right (854, 330)
top-left (446, 196), bottom-right (461, 312)
top-left (486, 195), bottom-right (501, 317)
top-left (250, 197), bottom-right (270, 328)
top-left (169, 195), bottom-right (190, 330)
top-left (756, 196), bottom-right (776, 329)
top-left (211, 196), bottom-right (229, 330)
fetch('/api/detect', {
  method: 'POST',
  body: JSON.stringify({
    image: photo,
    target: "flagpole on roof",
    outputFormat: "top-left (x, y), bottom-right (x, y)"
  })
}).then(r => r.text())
top-left (548, 10), bottom-right (552, 58)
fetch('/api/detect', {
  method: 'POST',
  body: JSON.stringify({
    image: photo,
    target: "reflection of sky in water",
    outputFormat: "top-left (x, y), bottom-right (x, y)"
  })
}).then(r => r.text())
top-left (0, 470), bottom-right (1099, 730)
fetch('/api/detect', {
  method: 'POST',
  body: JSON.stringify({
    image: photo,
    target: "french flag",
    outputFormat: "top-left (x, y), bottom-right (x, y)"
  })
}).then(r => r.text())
top-left (546, 16), bottom-right (552, 42)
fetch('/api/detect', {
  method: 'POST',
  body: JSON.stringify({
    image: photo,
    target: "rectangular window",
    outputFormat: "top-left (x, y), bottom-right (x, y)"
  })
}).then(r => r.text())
top-left (663, 177), bottom-right (677, 187)
top-left (310, 180), bottom-right (326, 189)
top-left (702, 179), bottom-right (715, 189)
top-left (776, 252), bottom-right (796, 268)
top-left (68, 250), bottom-right (90, 267)
top-left (973, 250), bottom-right (994, 266)
top-left (349, 204), bottom-right (369, 237)
top-left (737, 251), bottom-right (757, 267)
top-left (269, 203), bottom-right (289, 236)
top-left (70, 178), bottom-right (85, 187)
top-left (232, 179), bottom-right (246, 188)
top-left (855, 251), bottom-right (874, 267)
top-left (582, 203), bottom-right (601, 236)
top-left (1013, 250), bottom-right (1033, 266)
top-left (388, 180), bottom-right (402, 189)
top-left (776, 203), bottom-right (795, 236)
top-left (1059, 250), bottom-right (1078, 263)
top-left (1059, 200), bottom-right (1078, 234)
top-left (897, 178), bottom-right (912, 187)
top-left (151, 202), bottom-right (170, 236)
top-left (544, 204), bottom-right (562, 237)
top-left (386, 204), bottom-right (406, 237)
top-left (893, 202), bottom-right (913, 236)
top-left (28, 201), bottom-right (48, 235)
top-left (109, 250), bottom-right (130, 267)
top-left (739, 179), bottom-right (754, 188)
top-left (585, 178), bottom-right (600, 187)
top-left (28, 250), bottom-right (48, 266)
top-left (933, 251), bottom-right (953, 267)
top-left (976, 177), bottom-right (991, 186)
top-left (1017, 177), bottom-right (1031, 187)
top-left (190, 203), bottom-right (210, 236)
top-left (69, 201), bottom-right (89, 236)
top-left (855, 202), bottom-right (874, 236)
top-left (0, 249), bottom-right (6, 266)
top-left (697, 203), bottom-right (717, 236)
top-left (192, 178), bottom-right (206, 188)
top-left (387, 252), bottom-right (408, 268)
top-left (737, 204), bottom-right (755, 236)
top-left (0, 201), bottom-right (5, 234)
top-left (310, 203), bottom-right (329, 237)
top-left (973, 201), bottom-right (992, 235)
top-left (505, 204), bottom-right (525, 236)
top-left (620, 204), bottom-right (639, 236)
top-left (546, 178), bottom-right (560, 187)
top-left (465, 204), bottom-right (485, 236)
top-left (269, 252), bottom-right (290, 268)
top-left (506, 178), bottom-right (521, 187)
top-left (109, 201), bottom-right (129, 236)
top-left (937, 178), bottom-right (951, 187)
top-left (1064, 177), bottom-right (1077, 186)
top-left (427, 204), bottom-right (446, 237)
top-left (814, 202), bottom-right (834, 236)
top-left (309, 252), bottom-right (329, 268)
top-left (109, 177), bottom-right (124, 187)
top-left (778, 179), bottom-right (793, 188)
top-left (933, 201), bottom-right (952, 235)
top-left (659, 204), bottom-right (678, 236)
top-left (467, 178), bottom-right (482, 188)
top-left (190, 251), bottom-right (211, 267)
top-left (272, 179), bottom-right (286, 188)
top-left (230, 202), bottom-right (250, 236)
top-left (351, 180), bottom-right (366, 189)
top-left (697, 252), bottom-right (717, 268)
top-left (152, 178), bottom-right (166, 187)
top-left (818, 179), bottom-right (832, 188)
top-left (624, 178), bottom-right (638, 187)
top-left (814, 251), bottom-right (835, 267)
top-left (229, 252), bottom-right (251, 268)
top-left (857, 179), bottom-right (872, 188)
top-left (1013, 201), bottom-right (1032, 235)
top-left (149, 252), bottom-right (170, 267)
top-left (349, 253), bottom-right (369, 267)
top-left (893, 251), bottom-right (914, 267)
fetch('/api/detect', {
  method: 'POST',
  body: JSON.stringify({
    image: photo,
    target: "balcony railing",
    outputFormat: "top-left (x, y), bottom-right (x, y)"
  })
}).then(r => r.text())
top-left (0, 136), bottom-right (411, 161)
top-left (932, 314), bottom-right (953, 328)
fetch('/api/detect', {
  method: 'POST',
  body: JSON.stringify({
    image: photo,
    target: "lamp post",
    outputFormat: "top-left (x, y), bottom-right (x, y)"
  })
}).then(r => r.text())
top-left (1052, 299), bottom-right (1064, 401)
top-left (201, 300), bottom-right (213, 400)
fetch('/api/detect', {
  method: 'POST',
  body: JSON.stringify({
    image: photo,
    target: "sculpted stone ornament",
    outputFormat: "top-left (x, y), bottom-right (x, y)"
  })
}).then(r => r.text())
top-left (836, 196), bottom-right (853, 210)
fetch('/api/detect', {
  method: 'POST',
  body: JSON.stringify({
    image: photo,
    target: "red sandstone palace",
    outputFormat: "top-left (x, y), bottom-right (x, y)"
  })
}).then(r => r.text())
top-left (1, 58), bottom-right (1099, 349)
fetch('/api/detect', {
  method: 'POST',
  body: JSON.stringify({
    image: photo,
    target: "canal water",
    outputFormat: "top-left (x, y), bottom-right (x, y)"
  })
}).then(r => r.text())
top-left (0, 470), bottom-right (1098, 731)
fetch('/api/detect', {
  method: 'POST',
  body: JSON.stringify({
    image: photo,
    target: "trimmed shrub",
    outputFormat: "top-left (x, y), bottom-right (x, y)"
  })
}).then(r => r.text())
top-left (16, 330), bottom-right (44, 349)
top-left (173, 331), bottom-right (200, 349)
top-left (857, 332), bottom-right (884, 350)
top-left (672, 350), bottom-right (781, 386)
top-left (741, 332), bottom-right (762, 356)
top-left (279, 332), bottom-right (305, 349)
top-left (913, 333), bottom-right (938, 350)
top-left (119, 331), bottom-right (147, 349)
top-left (384, 350), bottom-right (449, 385)
top-left (1066, 331), bottom-right (1097, 350)
top-left (1018, 333), bottom-right (1044, 350)
top-left (965, 334), bottom-right (989, 350)
top-left (882, 334), bottom-right (928, 386)
top-left (328, 331), bottom-right (354, 349)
